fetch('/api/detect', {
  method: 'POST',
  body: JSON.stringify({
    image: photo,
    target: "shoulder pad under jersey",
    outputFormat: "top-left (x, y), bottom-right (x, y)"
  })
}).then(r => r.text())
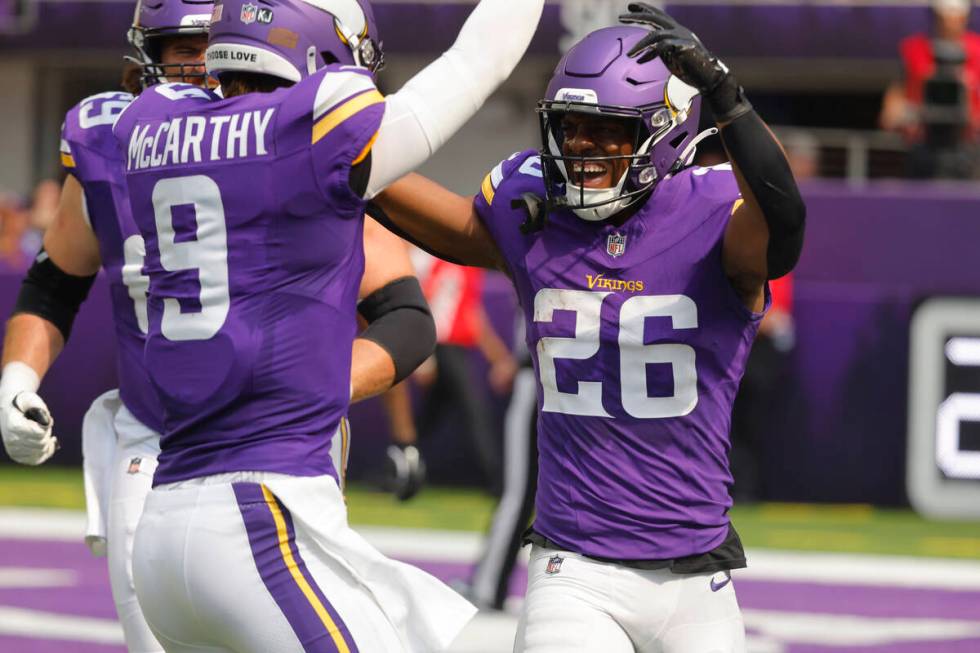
top-left (61, 91), bottom-right (134, 177)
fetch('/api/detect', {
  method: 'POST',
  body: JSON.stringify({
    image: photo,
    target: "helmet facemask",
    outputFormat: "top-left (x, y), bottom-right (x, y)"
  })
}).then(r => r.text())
top-left (127, 0), bottom-right (213, 89)
top-left (539, 92), bottom-right (704, 222)
top-left (538, 25), bottom-right (708, 223)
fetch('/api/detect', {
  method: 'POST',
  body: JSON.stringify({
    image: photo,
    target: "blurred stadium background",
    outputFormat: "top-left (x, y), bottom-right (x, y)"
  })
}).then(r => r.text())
top-left (2, 0), bottom-right (980, 651)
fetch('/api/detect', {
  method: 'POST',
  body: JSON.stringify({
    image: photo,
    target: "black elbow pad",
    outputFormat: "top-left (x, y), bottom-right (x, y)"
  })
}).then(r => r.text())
top-left (14, 250), bottom-right (97, 342)
top-left (358, 276), bottom-right (436, 383)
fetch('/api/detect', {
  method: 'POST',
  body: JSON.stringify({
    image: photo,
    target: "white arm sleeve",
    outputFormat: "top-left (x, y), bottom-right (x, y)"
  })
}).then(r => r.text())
top-left (364, 0), bottom-right (545, 199)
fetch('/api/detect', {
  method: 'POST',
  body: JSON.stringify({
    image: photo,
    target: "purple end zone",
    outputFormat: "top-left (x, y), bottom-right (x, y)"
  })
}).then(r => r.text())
top-left (0, 539), bottom-right (117, 619)
top-left (0, 637), bottom-right (123, 653)
top-left (2, 538), bottom-right (980, 653)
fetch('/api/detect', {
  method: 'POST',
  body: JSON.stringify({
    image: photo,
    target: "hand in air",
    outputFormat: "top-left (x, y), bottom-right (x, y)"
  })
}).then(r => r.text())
top-left (619, 3), bottom-right (728, 97)
top-left (0, 392), bottom-right (57, 465)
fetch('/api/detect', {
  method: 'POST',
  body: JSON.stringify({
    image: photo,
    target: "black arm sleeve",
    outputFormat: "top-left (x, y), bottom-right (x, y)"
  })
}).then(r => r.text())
top-left (719, 110), bottom-right (807, 279)
top-left (13, 250), bottom-right (97, 342)
top-left (357, 276), bottom-right (436, 384)
top-left (365, 202), bottom-right (466, 266)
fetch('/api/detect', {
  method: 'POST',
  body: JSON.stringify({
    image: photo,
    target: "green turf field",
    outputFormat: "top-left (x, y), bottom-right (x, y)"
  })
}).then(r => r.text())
top-left (2, 464), bottom-right (979, 559)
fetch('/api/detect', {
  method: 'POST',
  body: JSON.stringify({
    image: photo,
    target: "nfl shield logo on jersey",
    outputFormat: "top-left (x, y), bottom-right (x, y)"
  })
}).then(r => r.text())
top-left (240, 3), bottom-right (258, 24)
top-left (545, 555), bottom-right (564, 575)
top-left (606, 232), bottom-right (627, 258)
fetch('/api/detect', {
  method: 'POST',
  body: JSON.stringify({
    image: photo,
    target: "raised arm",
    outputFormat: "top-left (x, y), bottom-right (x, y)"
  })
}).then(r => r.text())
top-left (622, 4), bottom-right (806, 309)
top-left (370, 173), bottom-right (506, 271)
top-left (364, 0), bottom-right (545, 198)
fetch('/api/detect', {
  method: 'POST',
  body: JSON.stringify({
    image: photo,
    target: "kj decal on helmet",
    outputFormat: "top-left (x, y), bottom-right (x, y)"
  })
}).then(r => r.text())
top-left (205, 0), bottom-right (383, 83)
top-left (128, 0), bottom-right (215, 87)
top-left (538, 25), bottom-right (716, 222)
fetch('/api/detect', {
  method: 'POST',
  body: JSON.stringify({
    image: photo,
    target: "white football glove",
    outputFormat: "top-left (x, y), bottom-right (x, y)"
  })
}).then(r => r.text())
top-left (0, 362), bottom-right (57, 466)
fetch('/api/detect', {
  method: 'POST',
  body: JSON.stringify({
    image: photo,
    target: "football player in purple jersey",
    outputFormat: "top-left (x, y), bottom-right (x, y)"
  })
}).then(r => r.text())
top-left (371, 6), bottom-right (805, 652)
top-left (109, 0), bottom-right (543, 650)
top-left (0, 1), bottom-right (443, 651)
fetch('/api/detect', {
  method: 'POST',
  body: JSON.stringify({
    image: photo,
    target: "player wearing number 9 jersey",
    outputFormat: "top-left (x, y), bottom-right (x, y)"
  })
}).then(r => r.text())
top-left (111, 0), bottom-right (544, 651)
top-left (372, 13), bottom-right (805, 653)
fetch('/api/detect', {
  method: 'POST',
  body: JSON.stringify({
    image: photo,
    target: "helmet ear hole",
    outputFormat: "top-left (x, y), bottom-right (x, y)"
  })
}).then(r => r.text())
top-left (320, 51), bottom-right (340, 66)
top-left (669, 131), bottom-right (689, 150)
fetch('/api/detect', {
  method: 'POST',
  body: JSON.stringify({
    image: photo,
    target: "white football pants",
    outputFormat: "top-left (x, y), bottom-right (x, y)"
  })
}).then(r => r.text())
top-left (515, 545), bottom-right (746, 653)
top-left (133, 472), bottom-right (476, 653)
top-left (82, 390), bottom-right (163, 653)
top-left (82, 399), bottom-right (356, 653)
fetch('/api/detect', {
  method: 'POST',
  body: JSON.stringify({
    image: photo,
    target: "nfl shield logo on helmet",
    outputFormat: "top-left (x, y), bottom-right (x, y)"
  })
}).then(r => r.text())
top-left (607, 232), bottom-right (627, 258)
top-left (240, 3), bottom-right (258, 24)
top-left (545, 555), bottom-right (564, 575)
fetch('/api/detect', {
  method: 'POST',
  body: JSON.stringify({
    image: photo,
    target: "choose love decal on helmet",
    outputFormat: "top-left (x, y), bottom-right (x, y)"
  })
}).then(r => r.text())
top-left (205, 0), bottom-right (383, 83)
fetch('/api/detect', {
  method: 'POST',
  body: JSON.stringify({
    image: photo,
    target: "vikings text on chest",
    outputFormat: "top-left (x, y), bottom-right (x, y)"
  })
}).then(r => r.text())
top-left (126, 108), bottom-right (276, 171)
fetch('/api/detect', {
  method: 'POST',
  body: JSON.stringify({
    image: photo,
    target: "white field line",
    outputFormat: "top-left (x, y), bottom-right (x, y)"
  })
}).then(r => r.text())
top-left (0, 567), bottom-right (76, 589)
top-left (3, 508), bottom-right (980, 591)
top-left (0, 606), bottom-right (123, 644)
top-left (742, 609), bottom-right (980, 646)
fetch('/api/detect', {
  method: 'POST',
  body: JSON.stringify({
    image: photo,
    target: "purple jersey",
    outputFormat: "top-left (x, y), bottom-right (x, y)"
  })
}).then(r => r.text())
top-left (474, 150), bottom-right (768, 561)
top-left (113, 67), bottom-right (385, 486)
top-left (60, 92), bottom-right (165, 434)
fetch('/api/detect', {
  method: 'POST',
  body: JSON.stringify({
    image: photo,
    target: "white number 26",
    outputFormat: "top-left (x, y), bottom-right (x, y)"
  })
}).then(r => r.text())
top-left (534, 289), bottom-right (698, 419)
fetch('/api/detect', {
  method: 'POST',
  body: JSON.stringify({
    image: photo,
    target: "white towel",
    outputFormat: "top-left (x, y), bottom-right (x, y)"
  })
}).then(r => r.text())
top-left (81, 390), bottom-right (122, 557)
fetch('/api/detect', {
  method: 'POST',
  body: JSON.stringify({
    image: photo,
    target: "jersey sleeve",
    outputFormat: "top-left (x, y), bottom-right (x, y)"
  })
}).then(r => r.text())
top-left (472, 149), bottom-right (542, 272)
top-left (687, 164), bottom-right (742, 213)
top-left (61, 92), bottom-right (134, 184)
top-left (302, 66), bottom-right (386, 210)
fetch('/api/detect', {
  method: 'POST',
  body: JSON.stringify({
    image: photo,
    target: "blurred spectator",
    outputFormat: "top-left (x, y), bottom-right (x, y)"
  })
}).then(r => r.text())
top-left (29, 178), bottom-right (60, 232)
top-left (781, 129), bottom-right (821, 180)
top-left (382, 252), bottom-right (517, 499)
top-left (880, 0), bottom-right (980, 178)
top-left (0, 192), bottom-right (32, 272)
top-left (414, 254), bottom-right (516, 494)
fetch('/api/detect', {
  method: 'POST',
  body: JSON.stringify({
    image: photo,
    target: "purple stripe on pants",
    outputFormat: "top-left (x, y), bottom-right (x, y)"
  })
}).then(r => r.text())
top-left (233, 482), bottom-right (358, 653)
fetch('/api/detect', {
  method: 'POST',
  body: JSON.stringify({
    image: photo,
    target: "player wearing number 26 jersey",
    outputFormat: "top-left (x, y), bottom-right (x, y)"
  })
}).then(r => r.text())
top-left (372, 14), bottom-right (805, 652)
top-left (477, 151), bottom-right (758, 560)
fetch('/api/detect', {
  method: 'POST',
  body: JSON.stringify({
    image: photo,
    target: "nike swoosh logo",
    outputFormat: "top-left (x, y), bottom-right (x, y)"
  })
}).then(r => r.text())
top-left (710, 573), bottom-right (732, 592)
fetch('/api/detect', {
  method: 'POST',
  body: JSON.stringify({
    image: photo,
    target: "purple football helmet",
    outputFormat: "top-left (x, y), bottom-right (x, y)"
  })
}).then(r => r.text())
top-left (128, 0), bottom-right (215, 86)
top-left (206, 0), bottom-right (383, 83)
top-left (539, 26), bottom-right (709, 222)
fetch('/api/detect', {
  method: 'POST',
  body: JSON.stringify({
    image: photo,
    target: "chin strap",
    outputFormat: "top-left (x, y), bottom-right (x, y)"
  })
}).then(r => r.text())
top-left (513, 193), bottom-right (550, 234)
top-left (675, 127), bottom-right (719, 171)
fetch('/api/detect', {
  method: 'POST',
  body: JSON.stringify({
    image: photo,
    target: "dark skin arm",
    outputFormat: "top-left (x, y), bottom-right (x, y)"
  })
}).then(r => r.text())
top-left (723, 165), bottom-right (770, 313)
top-left (623, 3), bottom-right (804, 312)
top-left (373, 174), bottom-right (506, 271)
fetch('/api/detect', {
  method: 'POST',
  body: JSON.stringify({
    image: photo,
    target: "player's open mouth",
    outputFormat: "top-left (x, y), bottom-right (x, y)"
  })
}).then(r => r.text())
top-left (570, 161), bottom-right (610, 188)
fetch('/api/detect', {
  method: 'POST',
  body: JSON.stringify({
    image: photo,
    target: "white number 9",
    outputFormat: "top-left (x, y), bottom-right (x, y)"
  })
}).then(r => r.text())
top-left (151, 176), bottom-right (230, 341)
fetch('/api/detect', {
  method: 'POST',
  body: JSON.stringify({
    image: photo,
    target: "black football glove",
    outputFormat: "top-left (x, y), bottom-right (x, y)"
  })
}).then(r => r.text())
top-left (619, 3), bottom-right (751, 123)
